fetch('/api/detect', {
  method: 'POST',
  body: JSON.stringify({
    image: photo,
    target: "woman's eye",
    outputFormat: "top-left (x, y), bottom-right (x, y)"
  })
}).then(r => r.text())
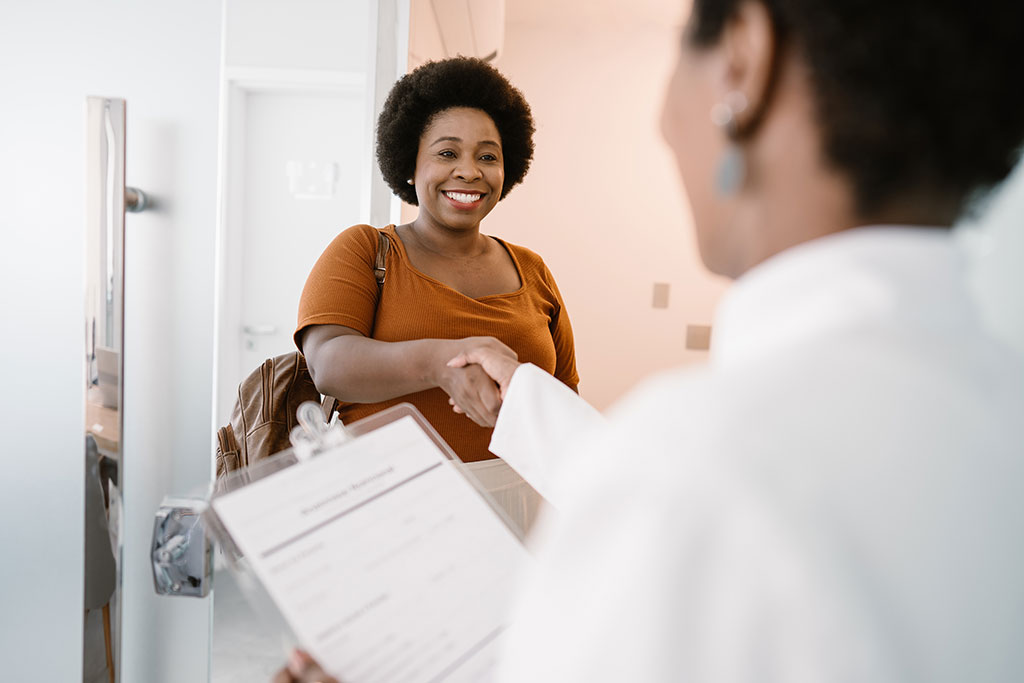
top-left (439, 150), bottom-right (456, 158)
top-left (480, 154), bottom-right (498, 162)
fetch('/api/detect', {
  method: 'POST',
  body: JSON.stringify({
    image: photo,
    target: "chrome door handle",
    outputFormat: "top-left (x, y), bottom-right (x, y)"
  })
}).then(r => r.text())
top-left (151, 497), bottom-right (211, 598)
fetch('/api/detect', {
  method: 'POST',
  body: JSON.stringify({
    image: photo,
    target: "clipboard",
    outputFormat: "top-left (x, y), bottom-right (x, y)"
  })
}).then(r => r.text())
top-left (204, 402), bottom-right (531, 683)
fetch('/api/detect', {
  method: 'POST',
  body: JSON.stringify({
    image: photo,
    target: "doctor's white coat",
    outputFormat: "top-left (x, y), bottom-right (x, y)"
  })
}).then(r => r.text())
top-left (492, 227), bottom-right (1024, 682)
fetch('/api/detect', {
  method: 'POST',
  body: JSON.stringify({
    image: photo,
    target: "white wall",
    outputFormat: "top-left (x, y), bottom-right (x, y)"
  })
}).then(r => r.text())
top-left (225, 0), bottom-right (370, 71)
top-left (0, 2), bottom-right (221, 680)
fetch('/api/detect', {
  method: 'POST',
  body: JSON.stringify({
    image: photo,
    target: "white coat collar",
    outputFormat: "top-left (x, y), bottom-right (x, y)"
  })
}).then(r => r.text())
top-left (710, 226), bottom-right (968, 371)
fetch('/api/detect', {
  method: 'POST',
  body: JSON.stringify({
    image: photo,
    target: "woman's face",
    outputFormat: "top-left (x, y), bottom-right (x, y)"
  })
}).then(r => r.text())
top-left (412, 106), bottom-right (504, 231)
top-left (660, 27), bottom-right (735, 276)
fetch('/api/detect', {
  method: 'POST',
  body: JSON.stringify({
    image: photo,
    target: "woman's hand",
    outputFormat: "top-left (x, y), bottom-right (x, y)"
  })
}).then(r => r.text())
top-left (435, 337), bottom-right (517, 427)
top-left (272, 650), bottom-right (340, 683)
top-left (446, 339), bottom-right (522, 400)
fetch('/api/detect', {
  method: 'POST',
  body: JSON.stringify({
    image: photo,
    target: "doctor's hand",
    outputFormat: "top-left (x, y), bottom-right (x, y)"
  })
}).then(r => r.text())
top-left (272, 650), bottom-right (341, 683)
top-left (447, 342), bottom-right (522, 400)
top-left (439, 362), bottom-right (503, 427)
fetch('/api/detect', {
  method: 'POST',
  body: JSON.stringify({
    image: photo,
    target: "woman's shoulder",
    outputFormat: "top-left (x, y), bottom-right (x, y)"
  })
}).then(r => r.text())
top-left (495, 237), bottom-right (552, 277)
top-left (497, 236), bottom-right (541, 260)
top-left (337, 223), bottom-right (389, 243)
top-left (322, 224), bottom-right (392, 258)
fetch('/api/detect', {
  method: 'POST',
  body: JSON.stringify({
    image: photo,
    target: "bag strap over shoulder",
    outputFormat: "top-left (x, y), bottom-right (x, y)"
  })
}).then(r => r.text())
top-left (373, 229), bottom-right (390, 289)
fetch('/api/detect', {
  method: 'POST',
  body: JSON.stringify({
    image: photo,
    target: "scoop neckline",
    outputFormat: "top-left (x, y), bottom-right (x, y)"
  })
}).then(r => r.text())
top-left (385, 224), bottom-right (526, 302)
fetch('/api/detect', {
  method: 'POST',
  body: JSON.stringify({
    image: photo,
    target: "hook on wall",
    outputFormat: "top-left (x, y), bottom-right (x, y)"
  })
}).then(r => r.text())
top-left (125, 187), bottom-right (148, 212)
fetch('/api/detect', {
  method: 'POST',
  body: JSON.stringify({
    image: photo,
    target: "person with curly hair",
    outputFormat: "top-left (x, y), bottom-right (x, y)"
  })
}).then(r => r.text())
top-left (294, 57), bottom-right (577, 532)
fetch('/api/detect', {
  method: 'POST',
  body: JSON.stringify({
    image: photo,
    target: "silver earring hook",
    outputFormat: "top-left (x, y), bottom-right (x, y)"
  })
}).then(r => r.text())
top-left (710, 91), bottom-right (749, 132)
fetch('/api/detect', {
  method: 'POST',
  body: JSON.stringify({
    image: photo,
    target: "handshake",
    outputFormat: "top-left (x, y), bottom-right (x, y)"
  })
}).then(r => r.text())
top-left (438, 336), bottom-right (523, 428)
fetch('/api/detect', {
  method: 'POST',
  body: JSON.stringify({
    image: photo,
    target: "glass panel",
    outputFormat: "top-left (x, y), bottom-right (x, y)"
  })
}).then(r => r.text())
top-left (84, 96), bottom-right (125, 683)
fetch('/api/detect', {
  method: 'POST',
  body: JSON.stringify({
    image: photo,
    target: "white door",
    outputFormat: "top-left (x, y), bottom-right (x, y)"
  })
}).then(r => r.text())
top-left (238, 90), bottom-right (366, 374)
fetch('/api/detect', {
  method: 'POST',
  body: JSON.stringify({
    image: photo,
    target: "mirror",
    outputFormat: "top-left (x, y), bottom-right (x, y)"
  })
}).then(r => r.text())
top-left (84, 96), bottom-right (125, 683)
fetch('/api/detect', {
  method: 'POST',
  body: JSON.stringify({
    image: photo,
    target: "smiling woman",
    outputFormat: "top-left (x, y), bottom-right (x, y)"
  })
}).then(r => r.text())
top-left (295, 57), bottom-right (577, 532)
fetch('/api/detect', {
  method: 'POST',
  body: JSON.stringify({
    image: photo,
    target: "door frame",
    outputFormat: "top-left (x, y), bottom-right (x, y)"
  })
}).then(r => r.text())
top-left (211, 68), bottom-right (366, 427)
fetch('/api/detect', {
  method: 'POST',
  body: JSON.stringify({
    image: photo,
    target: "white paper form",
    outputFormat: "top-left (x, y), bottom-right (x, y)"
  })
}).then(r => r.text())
top-left (212, 415), bottom-right (531, 683)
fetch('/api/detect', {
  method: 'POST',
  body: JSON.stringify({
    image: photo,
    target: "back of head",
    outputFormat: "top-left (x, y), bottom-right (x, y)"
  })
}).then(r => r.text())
top-left (690, 0), bottom-right (1024, 219)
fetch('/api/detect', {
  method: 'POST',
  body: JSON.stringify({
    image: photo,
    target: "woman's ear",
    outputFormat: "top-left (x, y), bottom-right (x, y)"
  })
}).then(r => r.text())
top-left (716, 0), bottom-right (778, 137)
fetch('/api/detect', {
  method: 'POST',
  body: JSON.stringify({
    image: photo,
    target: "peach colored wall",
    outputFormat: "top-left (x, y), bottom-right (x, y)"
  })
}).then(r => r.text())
top-left (481, 19), bottom-right (730, 410)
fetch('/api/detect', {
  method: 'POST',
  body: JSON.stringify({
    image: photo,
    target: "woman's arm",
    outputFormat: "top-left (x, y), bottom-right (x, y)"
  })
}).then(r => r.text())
top-left (301, 324), bottom-right (514, 427)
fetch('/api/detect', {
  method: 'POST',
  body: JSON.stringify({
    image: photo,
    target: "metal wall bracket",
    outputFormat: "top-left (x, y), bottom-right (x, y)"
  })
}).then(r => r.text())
top-left (151, 497), bottom-right (212, 598)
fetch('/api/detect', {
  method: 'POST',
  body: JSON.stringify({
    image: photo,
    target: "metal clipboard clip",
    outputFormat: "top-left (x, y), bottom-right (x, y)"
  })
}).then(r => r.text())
top-left (288, 400), bottom-right (351, 462)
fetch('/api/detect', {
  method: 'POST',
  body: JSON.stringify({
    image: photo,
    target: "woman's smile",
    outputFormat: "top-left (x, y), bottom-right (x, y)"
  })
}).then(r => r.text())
top-left (442, 189), bottom-right (486, 210)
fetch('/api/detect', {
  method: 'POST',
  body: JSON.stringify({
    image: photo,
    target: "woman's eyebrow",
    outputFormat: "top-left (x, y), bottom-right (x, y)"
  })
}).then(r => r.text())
top-left (430, 135), bottom-right (501, 148)
top-left (430, 135), bottom-right (462, 145)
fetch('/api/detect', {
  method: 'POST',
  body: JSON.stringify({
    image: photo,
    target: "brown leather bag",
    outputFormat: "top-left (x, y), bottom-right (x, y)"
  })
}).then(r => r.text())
top-left (215, 229), bottom-right (390, 478)
top-left (214, 352), bottom-right (320, 477)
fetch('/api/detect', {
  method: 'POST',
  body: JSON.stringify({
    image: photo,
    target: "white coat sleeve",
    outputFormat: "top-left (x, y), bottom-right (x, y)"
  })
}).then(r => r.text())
top-left (495, 374), bottom-right (903, 683)
top-left (488, 363), bottom-right (604, 506)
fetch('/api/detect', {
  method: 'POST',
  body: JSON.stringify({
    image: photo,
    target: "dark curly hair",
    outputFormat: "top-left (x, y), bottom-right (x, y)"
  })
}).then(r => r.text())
top-left (688, 0), bottom-right (1024, 218)
top-left (376, 57), bottom-right (535, 206)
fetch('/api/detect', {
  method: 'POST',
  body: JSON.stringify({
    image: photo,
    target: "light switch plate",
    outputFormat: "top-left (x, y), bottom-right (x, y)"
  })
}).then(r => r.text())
top-left (686, 324), bottom-right (712, 350)
top-left (652, 282), bottom-right (670, 309)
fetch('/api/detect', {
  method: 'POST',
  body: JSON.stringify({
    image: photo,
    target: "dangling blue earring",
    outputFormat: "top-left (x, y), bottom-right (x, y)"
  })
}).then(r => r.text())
top-left (710, 91), bottom-right (749, 197)
top-left (715, 144), bottom-right (745, 196)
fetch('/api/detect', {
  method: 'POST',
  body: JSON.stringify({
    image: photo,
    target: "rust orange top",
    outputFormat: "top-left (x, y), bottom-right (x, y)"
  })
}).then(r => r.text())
top-left (295, 224), bottom-right (579, 462)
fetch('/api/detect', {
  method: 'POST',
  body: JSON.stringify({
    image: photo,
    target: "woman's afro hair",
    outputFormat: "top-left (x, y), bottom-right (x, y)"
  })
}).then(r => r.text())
top-left (376, 57), bottom-right (536, 206)
top-left (688, 0), bottom-right (1024, 218)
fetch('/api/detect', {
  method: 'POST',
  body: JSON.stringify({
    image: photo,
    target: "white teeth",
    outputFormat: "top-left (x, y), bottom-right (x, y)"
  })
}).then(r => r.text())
top-left (445, 191), bottom-right (481, 203)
